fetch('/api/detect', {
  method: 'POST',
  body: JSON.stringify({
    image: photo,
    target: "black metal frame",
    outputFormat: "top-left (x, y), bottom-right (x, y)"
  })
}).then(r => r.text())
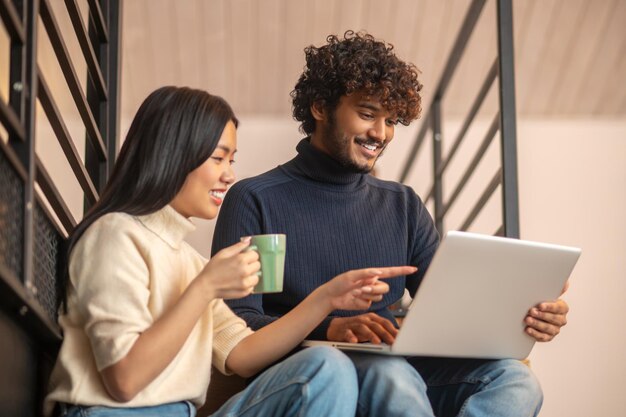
top-left (0, 0), bottom-right (121, 415)
top-left (399, 0), bottom-right (520, 239)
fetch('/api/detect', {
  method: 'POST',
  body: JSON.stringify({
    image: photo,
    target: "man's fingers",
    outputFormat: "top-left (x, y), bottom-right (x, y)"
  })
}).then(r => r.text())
top-left (360, 313), bottom-right (398, 340)
top-left (537, 300), bottom-right (569, 314)
top-left (378, 316), bottom-right (399, 336)
top-left (522, 300), bottom-right (569, 343)
top-left (354, 324), bottom-right (381, 344)
top-left (344, 329), bottom-right (358, 343)
top-left (525, 326), bottom-right (554, 342)
top-left (529, 308), bottom-right (567, 327)
top-left (328, 315), bottom-right (402, 344)
top-left (525, 315), bottom-right (561, 337)
top-left (365, 312), bottom-right (397, 327)
top-left (366, 321), bottom-right (395, 345)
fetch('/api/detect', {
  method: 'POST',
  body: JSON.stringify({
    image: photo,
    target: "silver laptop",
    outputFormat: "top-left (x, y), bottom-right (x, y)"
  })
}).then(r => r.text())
top-left (302, 231), bottom-right (581, 359)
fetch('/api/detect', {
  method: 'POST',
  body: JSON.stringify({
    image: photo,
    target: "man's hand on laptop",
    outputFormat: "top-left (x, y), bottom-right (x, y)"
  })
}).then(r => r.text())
top-left (524, 280), bottom-right (570, 342)
top-left (327, 313), bottom-right (398, 345)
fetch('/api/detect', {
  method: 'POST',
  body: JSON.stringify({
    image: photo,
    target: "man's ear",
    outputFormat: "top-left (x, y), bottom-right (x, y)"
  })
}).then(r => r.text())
top-left (310, 101), bottom-right (326, 121)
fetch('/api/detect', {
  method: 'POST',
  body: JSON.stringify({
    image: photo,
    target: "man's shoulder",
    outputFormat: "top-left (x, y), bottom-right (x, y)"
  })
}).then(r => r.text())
top-left (365, 175), bottom-right (419, 197)
top-left (229, 166), bottom-right (292, 195)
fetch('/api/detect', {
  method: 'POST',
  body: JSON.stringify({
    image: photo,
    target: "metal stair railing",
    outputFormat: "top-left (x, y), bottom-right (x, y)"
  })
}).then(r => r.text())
top-left (0, 0), bottom-right (121, 414)
top-left (399, 0), bottom-right (520, 239)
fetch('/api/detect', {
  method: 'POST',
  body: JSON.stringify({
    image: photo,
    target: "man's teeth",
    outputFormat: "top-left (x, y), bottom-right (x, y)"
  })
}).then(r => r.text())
top-left (210, 191), bottom-right (225, 199)
top-left (362, 143), bottom-right (377, 151)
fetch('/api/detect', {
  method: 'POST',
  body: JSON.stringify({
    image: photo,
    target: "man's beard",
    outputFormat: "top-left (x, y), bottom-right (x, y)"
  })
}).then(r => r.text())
top-left (322, 113), bottom-right (387, 174)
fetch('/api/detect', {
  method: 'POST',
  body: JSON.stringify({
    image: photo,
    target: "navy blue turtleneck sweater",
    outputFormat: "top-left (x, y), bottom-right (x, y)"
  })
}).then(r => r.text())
top-left (212, 138), bottom-right (439, 340)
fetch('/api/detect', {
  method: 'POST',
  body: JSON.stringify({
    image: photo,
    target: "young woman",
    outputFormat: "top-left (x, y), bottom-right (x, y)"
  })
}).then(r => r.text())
top-left (45, 86), bottom-right (416, 417)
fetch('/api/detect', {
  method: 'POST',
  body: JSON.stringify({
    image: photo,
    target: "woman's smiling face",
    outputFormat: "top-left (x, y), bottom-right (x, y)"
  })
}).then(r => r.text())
top-left (170, 121), bottom-right (237, 219)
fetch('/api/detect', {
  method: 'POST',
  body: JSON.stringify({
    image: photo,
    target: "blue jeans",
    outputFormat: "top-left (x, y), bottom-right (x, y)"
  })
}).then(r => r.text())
top-left (212, 346), bottom-right (357, 416)
top-left (59, 346), bottom-right (358, 417)
top-left (59, 402), bottom-right (195, 417)
top-left (349, 353), bottom-right (543, 417)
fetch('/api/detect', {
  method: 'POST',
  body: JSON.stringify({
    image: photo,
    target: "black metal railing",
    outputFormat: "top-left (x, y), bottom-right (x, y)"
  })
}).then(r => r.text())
top-left (399, 0), bottom-right (519, 239)
top-left (1, 0), bottom-right (121, 345)
top-left (0, 1), bottom-right (120, 413)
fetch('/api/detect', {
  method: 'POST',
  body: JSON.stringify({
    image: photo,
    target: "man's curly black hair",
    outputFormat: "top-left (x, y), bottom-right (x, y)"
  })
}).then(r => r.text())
top-left (291, 30), bottom-right (423, 135)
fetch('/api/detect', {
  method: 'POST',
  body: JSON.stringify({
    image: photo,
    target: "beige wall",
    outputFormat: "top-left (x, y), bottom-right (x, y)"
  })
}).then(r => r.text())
top-left (517, 119), bottom-right (626, 417)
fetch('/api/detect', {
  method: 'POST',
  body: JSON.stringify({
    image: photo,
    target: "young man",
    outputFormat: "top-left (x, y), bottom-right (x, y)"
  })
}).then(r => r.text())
top-left (213, 31), bottom-right (569, 417)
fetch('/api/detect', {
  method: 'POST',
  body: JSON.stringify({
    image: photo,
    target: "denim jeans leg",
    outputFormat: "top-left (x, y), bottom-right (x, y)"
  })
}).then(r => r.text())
top-left (408, 357), bottom-right (543, 417)
top-left (60, 401), bottom-right (195, 417)
top-left (210, 346), bottom-right (358, 417)
top-left (347, 353), bottom-right (435, 417)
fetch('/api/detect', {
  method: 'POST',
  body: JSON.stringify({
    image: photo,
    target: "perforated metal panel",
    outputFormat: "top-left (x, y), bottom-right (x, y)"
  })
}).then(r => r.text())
top-left (32, 203), bottom-right (61, 321)
top-left (0, 150), bottom-right (24, 281)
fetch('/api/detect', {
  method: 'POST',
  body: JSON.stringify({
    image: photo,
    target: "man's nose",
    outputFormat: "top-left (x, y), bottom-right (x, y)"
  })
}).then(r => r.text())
top-left (368, 119), bottom-right (387, 141)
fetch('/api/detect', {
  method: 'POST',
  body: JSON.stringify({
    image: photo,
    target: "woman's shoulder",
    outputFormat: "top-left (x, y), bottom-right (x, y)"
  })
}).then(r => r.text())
top-left (69, 212), bottom-right (152, 286)
top-left (76, 212), bottom-right (146, 254)
top-left (86, 212), bottom-right (142, 237)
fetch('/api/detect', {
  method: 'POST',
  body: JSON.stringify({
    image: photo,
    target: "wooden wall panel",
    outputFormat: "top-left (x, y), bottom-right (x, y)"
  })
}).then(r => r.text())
top-left (198, 0), bottom-right (228, 98)
top-left (516, 0), bottom-right (561, 115)
top-left (546, 0), bottom-right (613, 116)
top-left (583, 0), bottom-right (626, 115)
top-left (119, 0), bottom-right (626, 121)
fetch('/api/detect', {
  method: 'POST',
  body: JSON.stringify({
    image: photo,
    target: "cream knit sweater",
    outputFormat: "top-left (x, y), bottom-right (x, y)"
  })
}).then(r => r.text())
top-left (45, 206), bottom-right (252, 414)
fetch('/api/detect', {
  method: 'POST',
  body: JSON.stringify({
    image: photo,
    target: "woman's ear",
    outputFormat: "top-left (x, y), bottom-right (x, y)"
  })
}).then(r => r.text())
top-left (310, 101), bottom-right (326, 122)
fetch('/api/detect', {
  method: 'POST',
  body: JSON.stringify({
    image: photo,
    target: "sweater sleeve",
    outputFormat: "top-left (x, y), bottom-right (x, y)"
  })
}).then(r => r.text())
top-left (211, 299), bottom-right (254, 375)
top-left (405, 190), bottom-right (440, 297)
top-left (70, 214), bottom-right (152, 371)
top-left (212, 182), bottom-right (281, 331)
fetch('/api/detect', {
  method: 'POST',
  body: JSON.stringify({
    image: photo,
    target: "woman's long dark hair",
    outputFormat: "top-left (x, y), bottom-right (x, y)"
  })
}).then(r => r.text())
top-left (58, 86), bottom-right (238, 310)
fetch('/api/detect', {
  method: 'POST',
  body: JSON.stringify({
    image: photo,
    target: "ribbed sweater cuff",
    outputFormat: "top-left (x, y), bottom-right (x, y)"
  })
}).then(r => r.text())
top-left (212, 323), bottom-right (253, 375)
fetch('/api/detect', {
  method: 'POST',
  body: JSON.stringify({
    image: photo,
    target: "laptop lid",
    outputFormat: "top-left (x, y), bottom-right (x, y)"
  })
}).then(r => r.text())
top-left (302, 231), bottom-right (581, 359)
top-left (390, 231), bottom-right (581, 359)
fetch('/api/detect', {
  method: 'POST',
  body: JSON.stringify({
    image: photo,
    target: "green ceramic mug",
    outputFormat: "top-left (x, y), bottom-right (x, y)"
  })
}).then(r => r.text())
top-left (243, 234), bottom-right (286, 293)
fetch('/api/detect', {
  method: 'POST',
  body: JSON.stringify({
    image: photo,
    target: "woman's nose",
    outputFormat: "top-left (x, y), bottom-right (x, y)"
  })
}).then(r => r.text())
top-left (222, 164), bottom-right (235, 184)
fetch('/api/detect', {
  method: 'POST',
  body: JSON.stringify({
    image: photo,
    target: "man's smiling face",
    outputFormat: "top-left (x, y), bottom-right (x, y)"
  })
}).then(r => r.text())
top-left (311, 92), bottom-right (398, 173)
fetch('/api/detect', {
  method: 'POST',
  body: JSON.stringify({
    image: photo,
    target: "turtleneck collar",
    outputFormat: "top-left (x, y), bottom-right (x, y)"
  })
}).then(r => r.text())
top-left (137, 205), bottom-right (196, 250)
top-left (287, 138), bottom-right (366, 187)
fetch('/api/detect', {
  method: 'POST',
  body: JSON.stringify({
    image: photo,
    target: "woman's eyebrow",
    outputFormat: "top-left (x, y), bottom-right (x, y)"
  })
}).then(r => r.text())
top-left (216, 145), bottom-right (237, 153)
